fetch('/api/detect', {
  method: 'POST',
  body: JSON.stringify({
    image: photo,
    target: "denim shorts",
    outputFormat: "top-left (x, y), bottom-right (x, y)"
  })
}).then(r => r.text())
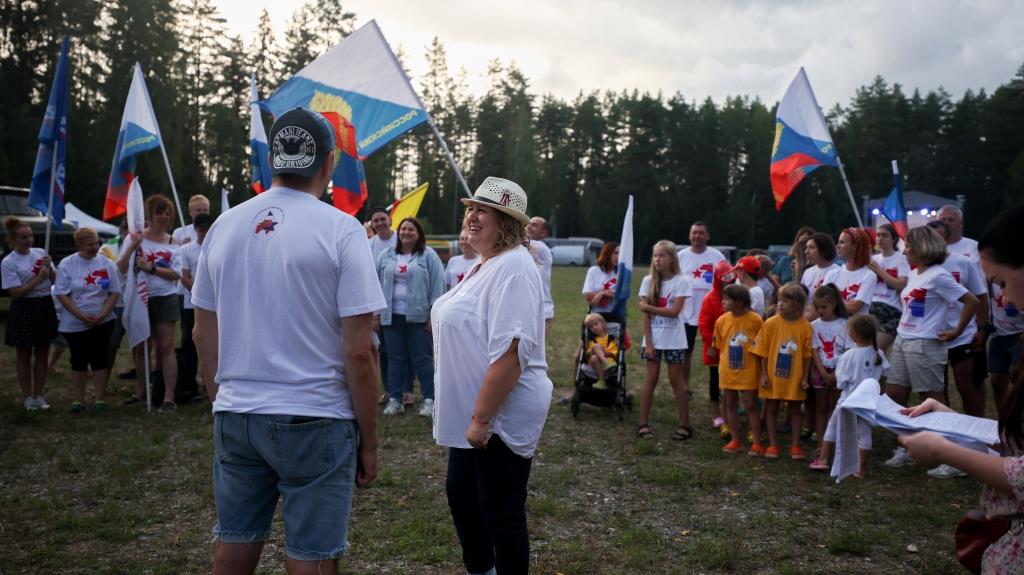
top-left (212, 411), bottom-right (358, 561)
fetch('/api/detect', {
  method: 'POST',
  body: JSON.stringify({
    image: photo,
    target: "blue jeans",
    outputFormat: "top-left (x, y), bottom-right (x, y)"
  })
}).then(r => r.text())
top-left (382, 314), bottom-right (434, 401)
top-left (447, 435), bottom-right (533, 574)
top-left (212, 412), bottom-right (357, 561)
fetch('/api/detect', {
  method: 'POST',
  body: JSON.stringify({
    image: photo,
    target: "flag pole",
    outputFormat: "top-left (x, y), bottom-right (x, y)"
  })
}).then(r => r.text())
top-left (157, 142), bottom-right (186, 230)
top-left (427, 117), bottom-right (472, 198)
top-left (835, 155), bottom-right (865, 228)
top-left (143, 340), bottom-right (152, 412)
top-left (43, 149), bottom-right (58, 254)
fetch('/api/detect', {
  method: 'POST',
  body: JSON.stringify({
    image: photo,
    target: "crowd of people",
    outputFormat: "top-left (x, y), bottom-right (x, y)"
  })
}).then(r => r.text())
top-left (5, 101), bottom-right (1024, 572)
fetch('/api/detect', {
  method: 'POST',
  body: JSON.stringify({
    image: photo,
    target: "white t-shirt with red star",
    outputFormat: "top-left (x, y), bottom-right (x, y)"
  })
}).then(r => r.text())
top-left (677, 247), bottom-right (725, 325)
top-left (638, 272), bottom-right (692, 350)
top-left (942, 252), bottom-right (987, 348)
top-left (445, 254), bottom-right (478, 291)
top-left (992, 283), bottom-right (1024, 337)
top-left (391, 253), bottom-right (413, 316)
top-left (583, 266), bottom-right (618, 314)
top-left (801, 262), bottom-right (838, 294)
top-left (898, 265), bottom-right (968, 340)
top-left (824, 265), bottom-right (878, 315)
top-left (871, 252), bottom-right (911, 309)
top-left (947, 237), bottom-right (979, 263)
top-left (53, 252), bottom-right (121, 333)
top-left (138, 238), bottom-right (181, 297)
top-left (1, 247), bottom-right (52, 298)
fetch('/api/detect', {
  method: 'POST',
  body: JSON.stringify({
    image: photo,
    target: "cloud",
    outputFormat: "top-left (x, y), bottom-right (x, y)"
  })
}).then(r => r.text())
top-left (218, 0), bottom-right (1024, 107)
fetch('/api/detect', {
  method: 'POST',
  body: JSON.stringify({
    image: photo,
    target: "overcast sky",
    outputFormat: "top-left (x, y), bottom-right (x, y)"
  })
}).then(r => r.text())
top-left (213, 0), bottom-right (1024, 108)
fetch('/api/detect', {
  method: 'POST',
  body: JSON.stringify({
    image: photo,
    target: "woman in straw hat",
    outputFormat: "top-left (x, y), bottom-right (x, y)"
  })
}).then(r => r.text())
top-left (431, 177), bottom-right (553, 575)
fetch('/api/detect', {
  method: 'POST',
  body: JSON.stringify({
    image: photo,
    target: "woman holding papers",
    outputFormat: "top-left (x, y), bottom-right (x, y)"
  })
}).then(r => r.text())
top-left (900, 205), bottom-right (1024, 574)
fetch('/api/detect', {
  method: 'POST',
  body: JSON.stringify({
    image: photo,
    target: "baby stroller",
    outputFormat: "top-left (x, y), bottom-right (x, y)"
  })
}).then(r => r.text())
top-left (570, 316), bottom-right (632, 421)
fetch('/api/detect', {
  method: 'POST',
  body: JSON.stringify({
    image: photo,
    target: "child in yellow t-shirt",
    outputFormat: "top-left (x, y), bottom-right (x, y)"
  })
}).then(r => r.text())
top-left (711, 284), bottom-right (765, 456)
top-left (579, 313), bottom-right (619, 388)
top-left (751, 282), bottom-right (814, 460)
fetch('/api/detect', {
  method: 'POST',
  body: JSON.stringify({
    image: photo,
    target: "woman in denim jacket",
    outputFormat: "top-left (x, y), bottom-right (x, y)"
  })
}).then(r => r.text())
top-left (377, 217), bottom-right (445, 417)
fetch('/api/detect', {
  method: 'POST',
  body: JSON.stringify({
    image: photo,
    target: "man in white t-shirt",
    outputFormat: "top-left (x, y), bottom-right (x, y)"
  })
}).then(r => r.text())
top-left (676, 221), bottom-right (726, 389)
top-left (938, 205), bottom-right (979, 263)
top-left (366, 206), bottom-right (397, 264)
top-left (172, 194), bottom-right (210, 388)
top-left (527, 216), bottom-right (555, 328)
top-left (192, 108), bottom-right (386, 573)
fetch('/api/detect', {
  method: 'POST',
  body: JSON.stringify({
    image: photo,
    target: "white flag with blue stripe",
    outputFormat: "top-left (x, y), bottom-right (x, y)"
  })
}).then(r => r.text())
top-left (612, 195), bottom-right (633, 319)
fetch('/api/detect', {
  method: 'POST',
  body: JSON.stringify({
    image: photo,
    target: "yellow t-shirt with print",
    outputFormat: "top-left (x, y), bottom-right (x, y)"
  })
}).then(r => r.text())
top-left (586, 334), bottom-right (618, 365)
top-left (713, 311), bottom-right (764, 391)
top-left (751, 315), bottom-right (813, 401)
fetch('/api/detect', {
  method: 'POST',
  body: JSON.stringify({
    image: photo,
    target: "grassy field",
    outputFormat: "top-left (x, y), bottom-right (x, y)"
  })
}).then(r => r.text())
top-left (0, 266), bottom-right (984, 574)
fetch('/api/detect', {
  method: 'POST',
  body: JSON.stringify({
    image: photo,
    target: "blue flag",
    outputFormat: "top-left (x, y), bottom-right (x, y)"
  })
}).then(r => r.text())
top-left (881, 160), bottom-right (909, 239)
top-left (29, 37), bottom-right (70, 227)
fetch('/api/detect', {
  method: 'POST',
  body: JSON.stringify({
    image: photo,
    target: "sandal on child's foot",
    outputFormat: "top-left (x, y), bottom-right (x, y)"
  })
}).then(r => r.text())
top-left (636, 424), bottom-right (654, 439)
top-left (671, 425), bottom-right (694, 441)
top-left (808, 458), bottom-right (829, 471)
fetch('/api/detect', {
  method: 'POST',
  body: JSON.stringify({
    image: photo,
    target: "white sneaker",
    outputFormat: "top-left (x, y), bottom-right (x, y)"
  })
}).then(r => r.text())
top-left (928, 464), bottom-right (967, 479)
top-left (419, 398), bottom-right (434, 418)
top-left (23, 397), bottom-right (39, 411)
top-left (35, 396), bottom-right (51, 410)
top-left (884, 447), bottom-right (914, 468)
top-left (383, 398), bottom-right (404, 416)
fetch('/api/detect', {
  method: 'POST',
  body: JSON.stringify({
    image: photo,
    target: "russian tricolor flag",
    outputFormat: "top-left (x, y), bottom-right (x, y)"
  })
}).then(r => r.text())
top-left (103, 63), bottom-right (162, 221)
top-left (882, 160), bottom-right (909, 238)
top-left (249, 74), bottom-right (271, 195)
top-left (262, 20), bottom-right (427, 159)
top-left (770, 68), bottom-right (839, 210)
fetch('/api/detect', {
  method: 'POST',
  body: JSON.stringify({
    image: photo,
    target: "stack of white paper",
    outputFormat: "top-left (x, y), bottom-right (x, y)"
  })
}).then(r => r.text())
top-left (831, 378), bottom-right (999, 482)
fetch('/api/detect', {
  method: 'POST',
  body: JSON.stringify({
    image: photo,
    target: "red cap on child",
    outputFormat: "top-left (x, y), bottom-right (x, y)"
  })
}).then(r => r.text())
top-left (731, 255), bottom-right (762, 277)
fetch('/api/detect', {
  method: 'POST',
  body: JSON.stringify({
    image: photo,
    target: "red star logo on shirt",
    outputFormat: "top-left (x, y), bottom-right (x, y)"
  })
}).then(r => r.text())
top-left (602, 278), bottom-right (617, 290)
top-left (840, 283), bottom-right (860, 301)
top-left (952, 271), bottom-right (962, 284)
top-left (31, 258), bottom-right (44, 275)
top-left (84, 274), bottom-right (97, 285)
top-left (146, 252), bottom-right (159, 263)
top-left (399, 264), bottom-right (408, 274)
top-left (456, 272), bottom-right (465, 282)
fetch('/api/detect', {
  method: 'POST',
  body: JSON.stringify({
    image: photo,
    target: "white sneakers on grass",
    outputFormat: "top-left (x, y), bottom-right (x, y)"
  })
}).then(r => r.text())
top-left (884, 447), bottom-right (914, 468)
top-left (383, 398), bottom-right (404, 415)
top-left (419, 398), bottom-right (434, 418)
top-left (22, 396), bottom-right (51, 411)
top-left (927, 464), bottom-right (967, 479)
top-left (884, 447), bottom-right (967, 478)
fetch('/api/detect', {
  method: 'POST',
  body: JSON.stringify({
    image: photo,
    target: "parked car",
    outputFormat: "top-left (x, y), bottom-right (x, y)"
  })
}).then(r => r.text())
top-left (426, 235), bottom-right (460, 264)
top-left (0, 186), bottom-right (79, 262)
top-left (545, 237), bottom-right (603, 266)
top-left (551, 244), bottom-right (593, 266)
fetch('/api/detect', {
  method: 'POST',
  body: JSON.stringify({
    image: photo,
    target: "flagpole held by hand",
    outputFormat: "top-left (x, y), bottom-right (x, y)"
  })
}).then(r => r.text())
top-left (835, 155), bottom-right (864, 228)
top-left (44, 148), bottom-right (58, 255)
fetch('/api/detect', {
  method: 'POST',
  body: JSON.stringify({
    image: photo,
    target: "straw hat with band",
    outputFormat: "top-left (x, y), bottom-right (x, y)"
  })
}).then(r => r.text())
top-left (461, 177), bottom-right (530, 225)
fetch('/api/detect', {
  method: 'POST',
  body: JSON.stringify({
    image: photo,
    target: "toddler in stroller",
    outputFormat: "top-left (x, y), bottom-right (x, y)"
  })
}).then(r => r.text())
top-left (571, 313), bottom-right (631, 419)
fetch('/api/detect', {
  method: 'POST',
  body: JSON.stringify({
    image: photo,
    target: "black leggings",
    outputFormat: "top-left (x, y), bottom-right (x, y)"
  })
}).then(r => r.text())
top-left (708, 365), bottom-right (721, 403)
top-left (446, 436), bottom-right (532, 575)
top-left (62, 320), bottom-right (115, 372)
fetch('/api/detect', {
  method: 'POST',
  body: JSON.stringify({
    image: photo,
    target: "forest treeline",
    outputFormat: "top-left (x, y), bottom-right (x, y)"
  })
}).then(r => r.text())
top-left (3, 0), bottom-right (1023, 251)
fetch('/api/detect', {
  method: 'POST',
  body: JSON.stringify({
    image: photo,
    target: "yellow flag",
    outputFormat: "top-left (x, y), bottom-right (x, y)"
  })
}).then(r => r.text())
top-left (390, 182), bottom-right (429, 230)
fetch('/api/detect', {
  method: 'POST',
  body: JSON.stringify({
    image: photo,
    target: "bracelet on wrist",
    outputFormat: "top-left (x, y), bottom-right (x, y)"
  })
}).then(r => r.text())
top-left (472, 414), bottom-right (491, 425)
